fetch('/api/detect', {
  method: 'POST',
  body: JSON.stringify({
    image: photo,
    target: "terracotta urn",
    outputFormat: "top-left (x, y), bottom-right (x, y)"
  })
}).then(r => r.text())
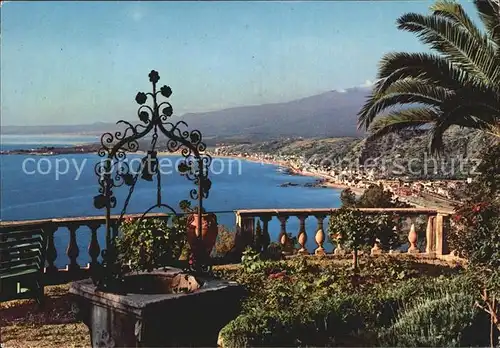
top-left (186, 213), bottom-right (219, 255)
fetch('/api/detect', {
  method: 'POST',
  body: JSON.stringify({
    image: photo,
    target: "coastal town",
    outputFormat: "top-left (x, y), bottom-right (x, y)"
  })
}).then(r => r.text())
top-left (213, 146), bottom-right (464, 210)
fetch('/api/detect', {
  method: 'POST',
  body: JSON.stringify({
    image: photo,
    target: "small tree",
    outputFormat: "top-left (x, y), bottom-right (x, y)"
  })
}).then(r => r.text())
top-left (450, 145), bottom-right (500, 266)
top-left (328, 207), bottom-right (372, 270)
top-left (254, 220), bottom-right (263, 253)
top-left (369, 213), bottom-right (400, 251)
top-left (340, 188), bottom-right (357, 207)
top-left (340, 184), bottom-right (413, 209)
top-left (358, 184), bottom-right (412, 208)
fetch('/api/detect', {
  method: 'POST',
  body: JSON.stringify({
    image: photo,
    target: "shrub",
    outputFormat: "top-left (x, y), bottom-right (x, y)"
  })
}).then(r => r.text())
top-left (218, 257), bottom-right (474, 347)
top-left (340, 184), bottom-right (413, 208)
top-left (451, 202), bottom-right (500, 266)
top-left (379, 292), bottom-right (483, 347)
top-left (449, 144), bottom-right (500, 267)
top-left (329, 207), bottom-right (372, 269)
top-left (328, 208), bottom-right (399, 268)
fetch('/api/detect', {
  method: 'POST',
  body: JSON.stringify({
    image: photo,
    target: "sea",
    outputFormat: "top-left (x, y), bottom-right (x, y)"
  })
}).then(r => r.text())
top-left (0, 135), bottom-right (341, 268)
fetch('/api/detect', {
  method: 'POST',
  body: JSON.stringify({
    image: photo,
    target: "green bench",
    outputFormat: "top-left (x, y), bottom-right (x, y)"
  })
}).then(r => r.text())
top-left (0, 228), bottom-right (47, 304)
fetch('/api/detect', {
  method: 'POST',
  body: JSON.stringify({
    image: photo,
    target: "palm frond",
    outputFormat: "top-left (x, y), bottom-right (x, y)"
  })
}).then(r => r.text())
top-left (358, 78), bottom-right (450, 130)
top-left (431, 0), bottom-right (486, 43)
top-left (441, 86), bottom-right (500, 128)
top-left (356, 1), bottom-right (500, 154)
top-left (376, 52), bottom-right (469, 91)
top-left (367, 108), bottom-right (440, 141)
top-left (474, 0), bottom-right (500, 48)
top-left (397, 12), bottom-right (499, 84)
top-left (429, 86), bottom-right (500, 154)
top-left (383, 78), bottom-right (454, 101)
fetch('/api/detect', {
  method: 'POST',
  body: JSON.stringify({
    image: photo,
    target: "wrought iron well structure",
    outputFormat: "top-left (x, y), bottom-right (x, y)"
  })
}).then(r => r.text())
top-left (93, 70), bottom-right (212, 290)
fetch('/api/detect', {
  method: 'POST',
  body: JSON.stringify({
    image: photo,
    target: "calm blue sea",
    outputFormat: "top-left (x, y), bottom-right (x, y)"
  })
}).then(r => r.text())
top-left (0, 136), bottom-right (340, 267)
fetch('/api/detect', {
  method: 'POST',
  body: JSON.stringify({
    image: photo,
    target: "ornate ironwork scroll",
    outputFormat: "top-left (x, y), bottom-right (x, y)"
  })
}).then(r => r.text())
top-left (93, 70), bottom-right (212, 289)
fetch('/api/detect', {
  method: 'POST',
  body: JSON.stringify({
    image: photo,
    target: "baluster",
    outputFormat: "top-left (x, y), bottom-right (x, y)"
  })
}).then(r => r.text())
top-left (371, 238), bottom-right (382, 256)
top-left (278, 215), bottom-right (289, 251)
top-left (314, 215), bottom-right (326, 256)
top-left (435, 213), bottom-right (450, 255)
top-left (261, 215), bottom-right (271, 251)
top-left (235, 214), bottom-right (255, 253)
top-left (254, 219), bottom-right (263, 252)
top-left (88, 223), bottom-right (101, 270)
top-left (66, 224), bottom-right (80, 272)
top-left (407, 216), bottom-right (419, 253)
top-left (44, 225), bottom-right (58, 275)
top-left (425, 216), bottom-right (435, 255)
top-left (297, 215), bottom-right (308, 255)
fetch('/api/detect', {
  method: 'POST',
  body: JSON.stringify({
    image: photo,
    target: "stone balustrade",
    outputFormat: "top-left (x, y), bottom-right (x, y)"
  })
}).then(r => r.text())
top-left (0, 213), bottom-right (171, 282)
top-left (0, 208), bottom-right (454, 284)
top-left (234, 208), bottom-right (452, 257)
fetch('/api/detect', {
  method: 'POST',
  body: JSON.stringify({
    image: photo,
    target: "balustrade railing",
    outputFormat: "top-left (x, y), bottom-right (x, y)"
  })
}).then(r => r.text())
top-left (234, 208), bottom-right (453, 257)
top-left (0, 213), bottom-right (172, 282)
top-left (0, 208), bottom-right (454, 284)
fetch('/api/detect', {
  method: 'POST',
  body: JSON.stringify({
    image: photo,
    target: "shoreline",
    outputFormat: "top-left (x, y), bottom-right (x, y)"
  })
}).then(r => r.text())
top-left (208, 153), bottom-right (366, 196)
top-left (0, 147), bottom-right (455, 210)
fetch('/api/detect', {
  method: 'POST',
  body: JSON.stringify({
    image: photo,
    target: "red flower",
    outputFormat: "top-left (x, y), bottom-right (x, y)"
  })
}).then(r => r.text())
top-left (268, 271), bottom-right (287, 279)
top-left (453, 214), bottom-right (462, 222)
top-left (473, 204), bottom-right (481, 213)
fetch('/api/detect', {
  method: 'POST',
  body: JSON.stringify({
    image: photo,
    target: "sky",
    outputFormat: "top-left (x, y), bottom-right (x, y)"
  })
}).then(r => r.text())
top-left (1, 1), bottom-right (478, 126)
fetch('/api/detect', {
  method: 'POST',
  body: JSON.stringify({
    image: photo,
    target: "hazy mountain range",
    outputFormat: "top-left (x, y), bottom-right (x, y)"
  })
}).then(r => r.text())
top-left (2, 87), bottom-right (370, 140)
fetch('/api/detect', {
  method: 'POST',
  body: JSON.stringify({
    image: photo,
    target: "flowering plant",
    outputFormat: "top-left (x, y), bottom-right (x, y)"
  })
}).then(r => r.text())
top-left (449, 145), bottom-right (500, 267)
top-left (116, 217), bottom-right (187, 272)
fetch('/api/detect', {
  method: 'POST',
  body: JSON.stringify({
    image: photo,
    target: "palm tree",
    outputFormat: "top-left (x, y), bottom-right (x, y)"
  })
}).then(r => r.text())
top-left (358, 0), bottom-right (500, 153)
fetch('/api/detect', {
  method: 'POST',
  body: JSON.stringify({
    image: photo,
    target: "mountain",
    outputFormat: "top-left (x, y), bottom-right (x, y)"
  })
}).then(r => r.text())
top-left (181, 87), bottom-right (369, 140)
top-left (1, 87), bottom-right (370, 140)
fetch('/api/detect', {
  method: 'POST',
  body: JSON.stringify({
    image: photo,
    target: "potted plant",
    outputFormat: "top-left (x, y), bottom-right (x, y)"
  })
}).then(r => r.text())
top-left (180, 200), bottom-right (219, 256)
top-left (117, 216), bottom-right (187, 273)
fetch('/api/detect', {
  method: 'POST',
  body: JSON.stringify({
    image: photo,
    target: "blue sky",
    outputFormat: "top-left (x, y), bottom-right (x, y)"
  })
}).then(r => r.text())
top-left (1, 1), bottom-right (477, 126)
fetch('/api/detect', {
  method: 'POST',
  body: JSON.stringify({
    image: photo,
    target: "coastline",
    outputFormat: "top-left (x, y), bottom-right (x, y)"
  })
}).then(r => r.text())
top-left (202, 153), bottom-right (366, 196)
top-left (0, 146), bottom-right (454, 210)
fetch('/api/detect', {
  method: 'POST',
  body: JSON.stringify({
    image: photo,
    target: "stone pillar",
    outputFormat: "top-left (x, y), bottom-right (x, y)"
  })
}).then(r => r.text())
top-left (435, 213), bottom-right (450, 255)
top-left (425, 216), bottom-right (435, 256)
top-left (234, 214), bottom-right (255, 253)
